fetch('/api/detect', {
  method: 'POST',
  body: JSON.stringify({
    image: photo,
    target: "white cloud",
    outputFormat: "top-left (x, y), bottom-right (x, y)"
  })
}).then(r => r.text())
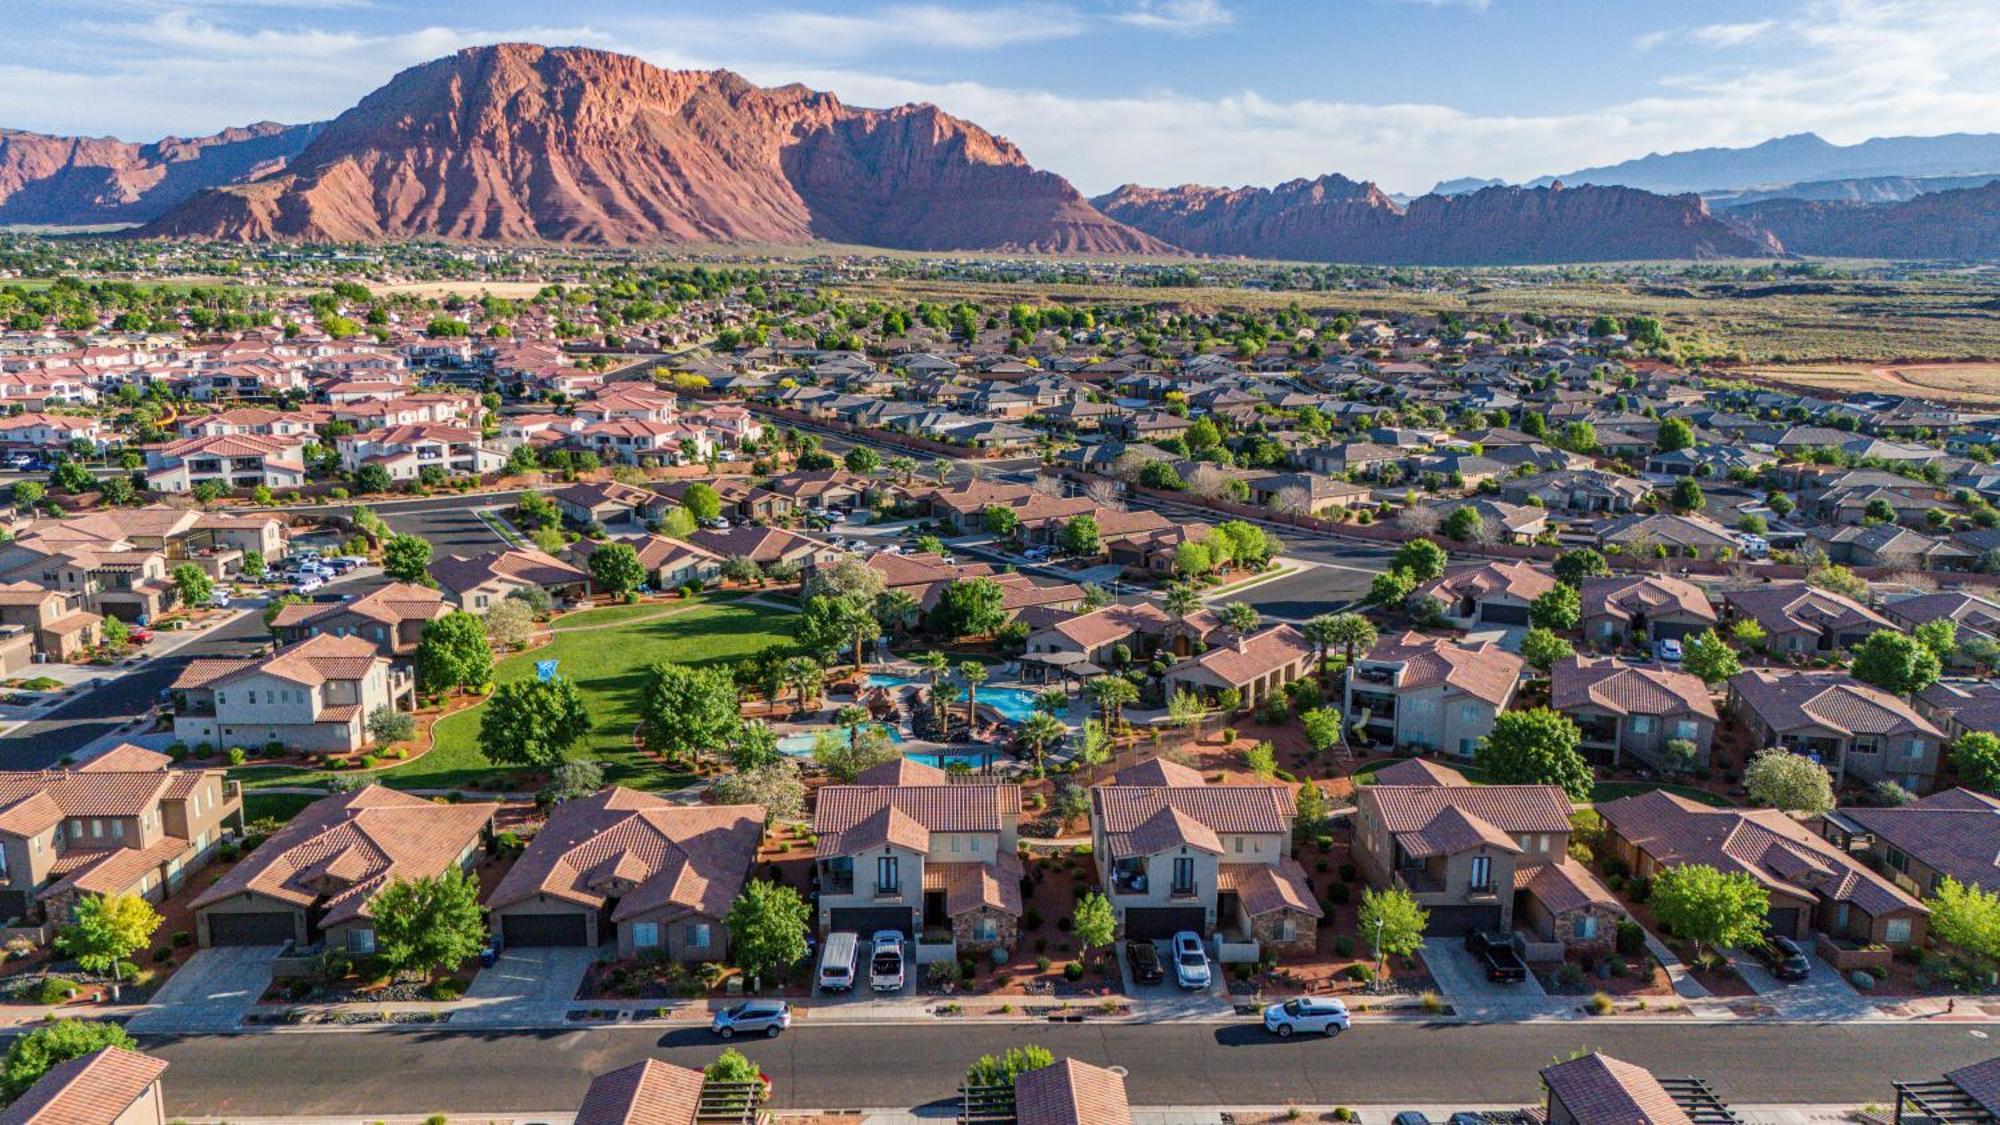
top-left (735, 5), bottom-right (1086, 54)
top-left (1687, 20), bottom-right (1776, 47)
top-left (1112, 0), bottom-right (1234, 34)
top-left (1394, 0), bottom-right (1492, 12)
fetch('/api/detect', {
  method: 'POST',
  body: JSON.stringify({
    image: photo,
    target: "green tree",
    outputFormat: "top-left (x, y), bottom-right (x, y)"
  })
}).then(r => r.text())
top-left (981, 504), bottom-right (1021, 538)
top-left (1529, 583), bottom-right (1581, 632)
top-left (369, 867), bottom-right (485, 981)
top-left (966, 1046), bottom-right (1056, 1090)
top-left (1670, 477), bottom-right (1705, 514)
top-left (170, 563), bottom-right (214, 608)
top-left (1742, 748), bottom-right (1835, 815)
top-left (1061, 515), bottom-right (1101, 557)
top-left (1163, 582), bottom-right (1202, 620)
top-left (811, 725), bottom-right (898, 781)
top-left (52, 460), bottom-right (92, 494)
top-left (1300, 707), bottom-right (1343, 755)
top-left (1357, 887), bottom-right (1428, 963)
top-left (639, 663), bottom-right (741, 765)
top-left (1219, 601), bottom-right (1261, 634)
top-left (712, 761), bottom-right (806, 826)
top-left (367, 705), bottom-right (416, 744)
top-left (729, 720), bottom-right (783, 772)
top-left (932, 577), bottom-right (1007, 639)
top-left (843, 446), bottom-right (880, 474)
top-left (381, 533), bottom-right (433, 583)
top-left (12, 480), bottom-right (45, 508)
top-left (587, 542), bottom-right (646, 598)
top-left (1320, 613), bottom-right (1378, 678)
top-left (1915, 619), bottom-right (1959, 663)
top-left (1850, 630), bottom-right (1943, 698)
top-left (1955, 731), bottom-right (2000, 793)
top-left (482, 597), bottom-right (537, 650)
top-left (54, 893), bottom-right (160, 980)
top-left (2, 1020), bottom-right (136, 1101)
top-left (1018, 711), bottom-right (1067, 774)
top-left (1084, 674), bottom-right (1139, 727)
top-left (414, 610), bottom-right (492, 694)
top-left (1929, 876), bottom-right (2000, 962)
top-left (724, 880), bottom-right (811, 985)
top-left (1561, 421), bottom-right (1599, 454)
top-left (1366, 568), bottom-right (1417, 609)
top-left (681, 482), bottom-right (723, 524)
top-left (477, 676), bottom-right (590, 767)
top-left (1442, 506), bottom-right (1484, 542)
top-left (1295, 781), bottom-right (1332, 834)
top-left (1520, 627), bottom-right (1575, 673)
top-left (1656, 417), bottom-right (1695, 453)
top-left (1476, 707), bottom-right (1592, 801)
top-left (354, 462), bottom-right (394, 494)
top-left (1072, 891), bottom-right (1115, 957)
top-left (1649, 864), bottom-right (1770, 960)
top-left (1392, 539), bottom-right (1448, 583)
top-left (1681, 629), bottom-right (1740, 685)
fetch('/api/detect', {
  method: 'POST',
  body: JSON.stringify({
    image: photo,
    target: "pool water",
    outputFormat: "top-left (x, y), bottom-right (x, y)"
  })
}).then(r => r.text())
top-left (776, 724), bottom-right (904, 756)
top-left (866, 674), bottom-right (1041, 723)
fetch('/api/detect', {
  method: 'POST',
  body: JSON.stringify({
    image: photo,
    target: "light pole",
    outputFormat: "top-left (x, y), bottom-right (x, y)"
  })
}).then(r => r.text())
top-left (1373, 913), bottom-right (1385, 988)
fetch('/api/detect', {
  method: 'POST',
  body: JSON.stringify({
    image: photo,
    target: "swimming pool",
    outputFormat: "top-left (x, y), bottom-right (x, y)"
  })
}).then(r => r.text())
top-left (776, 724), bottom-right (904, 756)
top-left (866, 674), bottom-right (1041, 723)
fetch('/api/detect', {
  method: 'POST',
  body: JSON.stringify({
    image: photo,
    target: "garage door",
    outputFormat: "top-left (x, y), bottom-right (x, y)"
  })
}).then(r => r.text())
top-left (1423, 905), bottom-right (1504, 937)
top-left (1766, 906), bottom-right (1801, 938)
top-left (1480, 603), bottom-right (1531, 626)
top-left (206, 911), bottom-right (296, 946)
top-left (829, 907), bottom-right (912, 939)
top-left (501, 912), bottom-right (589, 947)
top-left (1122, 907), bottom-right (1206, 941)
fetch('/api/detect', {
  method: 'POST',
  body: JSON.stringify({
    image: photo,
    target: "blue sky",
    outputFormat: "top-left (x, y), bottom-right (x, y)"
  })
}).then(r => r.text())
top-left (8, 0), bottom-right (2000, 195)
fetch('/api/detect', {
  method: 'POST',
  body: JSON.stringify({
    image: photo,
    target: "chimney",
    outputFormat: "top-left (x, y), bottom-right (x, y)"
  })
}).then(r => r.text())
top-left (1235, 634), bottom-right (1249, 653)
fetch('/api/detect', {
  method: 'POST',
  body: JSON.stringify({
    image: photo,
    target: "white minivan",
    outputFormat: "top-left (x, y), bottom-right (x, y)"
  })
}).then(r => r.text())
top-left (817, 931), bottom-right (859, 992)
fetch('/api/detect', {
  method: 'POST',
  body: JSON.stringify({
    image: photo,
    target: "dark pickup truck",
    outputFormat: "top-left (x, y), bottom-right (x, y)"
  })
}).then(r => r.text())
top-left (1465, 931), bottom-right (1529, 984)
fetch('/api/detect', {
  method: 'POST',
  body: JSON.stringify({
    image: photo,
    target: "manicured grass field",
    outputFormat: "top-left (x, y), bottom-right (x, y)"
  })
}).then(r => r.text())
top-left (547, 599), bottom-right (706, 631)
top-left (243, 791), bottom-right (320, 826)
top-left (1364, 759), bottom-right (1734, 808)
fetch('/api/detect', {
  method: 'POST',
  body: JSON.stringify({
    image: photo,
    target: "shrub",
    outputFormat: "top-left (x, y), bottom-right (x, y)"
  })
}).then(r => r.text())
top-left (1338, 863), bottom-right (1357, 882)
top-left (1625, 875), bottom-right (1652, 904)
top-left (1220, 727), bottom-right (1238, 744)
top-left (1333, 936), bottom-right (1355, 958)
top-left (1420, 990), bottom-right (1444, 1014)
top-left (1036, 956), bottom-right (1052, 972)
top-left (1588, 991), bottom-right (1615, 1016)
top-left (1063, 962), bottom-right (1083, 982)
top-left (225, 747), bottom-right (247, 766)
top-left (1614, 919), bottom-right (1645, 956)
top-left (1345, 963), bottom-right (1374, 983)
top-left (151, 948), bottom-right (172, 964)
top-left (1023, 909), bottom-right (1043, 931)
top-left (170, 930), bottom-right (191, 948)
top-left (428, 978), bottom-right (467, 1001)
top-left (1325, 882), bottom-right (1351, 905)
top-left (32, 978), bottom-right (77, 1005)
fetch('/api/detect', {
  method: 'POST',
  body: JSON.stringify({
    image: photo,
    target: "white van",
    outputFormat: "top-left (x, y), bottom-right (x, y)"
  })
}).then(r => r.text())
top-left (817, 931), bottom-right (859, 992)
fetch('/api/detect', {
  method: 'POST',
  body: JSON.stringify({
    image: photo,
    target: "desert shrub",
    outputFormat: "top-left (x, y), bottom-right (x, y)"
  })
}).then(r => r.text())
top-left (1614, 919), bottom-right (1645, 956)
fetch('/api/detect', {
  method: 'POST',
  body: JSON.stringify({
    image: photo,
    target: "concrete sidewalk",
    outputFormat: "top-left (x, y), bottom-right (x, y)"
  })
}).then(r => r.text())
top-left (198, 1104), bottom-right (1867, 1124)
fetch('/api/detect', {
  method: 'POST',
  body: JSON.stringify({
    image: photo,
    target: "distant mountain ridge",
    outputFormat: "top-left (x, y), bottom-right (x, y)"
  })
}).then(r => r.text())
top-left (1729, 180), bottom-right (2000, 259)
top-left (1706, 172), bottom-right (2000, 210)
top-left (0, 122), bottom-right (320, 226)
top-left (1527, 132), bottom-right (2000, 195)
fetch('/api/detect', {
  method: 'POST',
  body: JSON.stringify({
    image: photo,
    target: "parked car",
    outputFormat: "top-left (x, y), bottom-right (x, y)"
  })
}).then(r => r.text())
top-left (1391, 1114), bottom-right (1431, 1125)
top-left (1262, 996), bottom-right (1349, 1037)
top-left (703, 517), bottom-right (731, 530)
top-left (1126, 940), bottom-right (1164, 985)
top-left (128, 627), bottom-right (155, 645)
top-left (1654, 637), bottom-right (1684, 664)
top-left (1171, 931), bottom-right (1210, 991)
top-left (1755, 931), bottom-right (1812, 982)
top-left (868, 931), bottom-right (906, 992)
top-left (816, 931), bottom-right (858, 992)
top-left (1465, 931), bottom-right (1528, 984)
top-left (207, 592), bottom-right (231, 609)
top-left (711, 1000), bottom-right (790, 1039)
top-left (292, 578), bottom-right (324, 595)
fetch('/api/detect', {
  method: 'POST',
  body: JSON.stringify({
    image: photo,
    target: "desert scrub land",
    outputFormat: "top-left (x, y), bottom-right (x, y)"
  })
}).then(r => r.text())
top-left (1734, 360), bottom-right (2000, 406)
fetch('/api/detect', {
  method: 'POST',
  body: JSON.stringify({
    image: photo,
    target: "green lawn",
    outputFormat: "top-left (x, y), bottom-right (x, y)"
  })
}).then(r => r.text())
top-left (548, 599), bottom-right (712, 631)
top-left (243, 791), bottom-right (319, 826)
top-left (1369, 760), bottom-right (1736, 808)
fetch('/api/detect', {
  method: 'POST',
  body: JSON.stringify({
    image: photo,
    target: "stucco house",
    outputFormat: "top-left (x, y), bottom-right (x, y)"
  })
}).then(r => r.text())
top-left (1344, 632), bottom-right (1523, 756)
top-left (1577, 574), bottom-right (1718, 647)
top-left (1729, 668), bottom-right (1947, 793)
top-left (1549, 656), bottom-right (1717, 771)
top-left (1414, 561), bottom-right (1557, 629)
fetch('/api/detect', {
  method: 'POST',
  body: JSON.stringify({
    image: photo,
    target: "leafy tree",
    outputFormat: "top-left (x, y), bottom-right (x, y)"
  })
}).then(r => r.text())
top-left (1442, 506), bottom-right (1484, 542)
top-left (1929, 876), bottom-right (2000, 962)
top-left (1850, 630), bottom-right (1943, 698)
top-left (1649, 864), bottom-right (1770, 960)
top-left (366, 704), bottom-right (416, 744)
top-left (724, 880), bottom-right (811, 985)
top-left (1529, 583), bottom-right (1581, 632)
top-left (1670, 477), bottom-right (1705, 514)
top-left (807, 555), bottom-right (887, 602)
top-left (639, 663), bottom-right (741, 764)
top-left (713, 761), bottom-right (807, 826)
top-left (1955, 731), bottom-right (2000, 793)
top-left (1392, 539), bottom-right (1448, 583)
top-left (52, 460), bottom-right (93, 494)
top-left (680, 482), bottom-right (723, 524)
top-left (540, 759), bottom-right (605, 805)
top-left (96, 475), bottom-right (135, 505)
top-left (171, 563), bottom-right (214, 608)
top-left (843, 446), bottom-right (880, 474)
top-left (1300, 707), bottom-right (1343, 755)
top-left (587, 542), bottom-right (646, 598)
top-left (240, 550), bottom-right (268, 580)
top-left (1742, 748), bottom-right (1835, 815)
top-left (1295, 781), bottom-right (1332, 834)
top-left (1366, 568), bottom-right (1417, 609)
top-left (100, 616), bottom-right (130, 653)
top-left (370, 867), bottom-right (485, 980)
top-left (415, 611), bottom-right (492, 693)
top-left (354, 462), bottom-right (394, 494)
top-left (2, 1020), bottom-right (136, 1101)
top-left (982, 504), bottom-right (1021, 538)
top-left (1072, 891), bottom-right (1115, 956)
top-left (811, 726), bottom-right (898, 781)
top-left (1656, 417), bottom-right (1695, 453)
top-left (1075, 717), bottom-right (1111, 767)
top-left (55, 893), bottom-right (159, 980)
top-left (729, 720), bottom-right (783, 772)
top-left (1061, 515), bottom-right (1101, 557)
top-left (1357, 887), bottom-right (1428, 961)
top-left (1806, 563), bottom-right (1870, 601)
top-left (1520, 627), bottom-right (1575, 673)
top-left (1681, 629), bottom-right (1740, 685)
top-left (381, 533), bottom-right (433, 583)
top-left (11, 480), bottom-right (44, 507)
top-left (482, 597), bottom-right (537, 650)
top-left (1915, 618), bottom-right (1959, 663)
top-left (477, 676), bottom-right (590, 767)
top-left (932, 577), bottom-right (1007, 639)
top-left (966, 1046), bottom-right (1056, 1090)
top-left (1476, 707), bottom-right (1592, 801)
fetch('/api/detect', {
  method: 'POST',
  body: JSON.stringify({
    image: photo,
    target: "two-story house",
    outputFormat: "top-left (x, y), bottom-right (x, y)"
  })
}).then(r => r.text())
top-left (0, 581), bottom-right (99, 661)
top-left (1577, 574), bottom-right (1718, 648)
top-left (0, 744), bottom-right (241, 929)
top-left (1344, 632), bottom-right (1523, 756)
top-left (812, 759), bottom-right (1023, 955)
top-left (267, 582), bottom-right (447, 662)
top-left (1549, 656), bottom-right (1718, 771)
top-left (1729, 668), bottom-right (1947, 792)
top-left (143, 433), bottom-right (309, 494)
top-left (170, 633), bottom-right (405, 754)
top-left (487, 788), bottom-right (761, 961)
top-left (336, 424), bottom-right (503, 480)
top-left (1721, 583), bottom-right (1895, 656)
top-left (1088, 759), bottom-right (1319, 954)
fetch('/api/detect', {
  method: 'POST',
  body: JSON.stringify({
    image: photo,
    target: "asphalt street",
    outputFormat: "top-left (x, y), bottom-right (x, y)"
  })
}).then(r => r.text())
top-left (140, 1020), bottom-right (2000, 1116)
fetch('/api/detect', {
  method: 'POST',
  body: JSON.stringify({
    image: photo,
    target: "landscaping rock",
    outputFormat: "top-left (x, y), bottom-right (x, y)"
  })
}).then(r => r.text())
top-left (1850, 970), bottom-right (1876, 990)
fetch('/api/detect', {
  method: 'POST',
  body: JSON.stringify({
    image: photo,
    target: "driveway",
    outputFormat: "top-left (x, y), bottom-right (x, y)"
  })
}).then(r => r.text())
top-left (1726, 947), bottom-right (1871, 1020)
top-left (1419, 938), bottom-right (1566, 1020)
top-left (454, 947), bottom-right (597, 1026)
top-left (126, 945), bottom-right (279, 1033)
top-left (1115, 938), bottom-right (1229, 1020)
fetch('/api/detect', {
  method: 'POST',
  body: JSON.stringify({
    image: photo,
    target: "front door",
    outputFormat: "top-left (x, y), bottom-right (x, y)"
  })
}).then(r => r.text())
top-left (924, 890), bottom-right (948, 928)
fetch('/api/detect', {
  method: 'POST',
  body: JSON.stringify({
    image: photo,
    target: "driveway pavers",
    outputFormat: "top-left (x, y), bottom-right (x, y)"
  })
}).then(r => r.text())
top-left (126, 945), bottom-right (280, 1033)
top-left (1726, 948), bottom-right (1871, 1021)
top-left (453, 946), bottom-right (597, 1026)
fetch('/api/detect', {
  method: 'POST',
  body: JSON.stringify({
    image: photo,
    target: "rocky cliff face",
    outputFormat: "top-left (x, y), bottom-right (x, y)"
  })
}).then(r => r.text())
top-left (1730, 181), bottom-right (2000, 259)
top-left (1094, 177), bottom-right (1780, 264)
top-left (0, 121), bottom-right (318, 226)
top-left (143, 44), bottom-right (1169, 253)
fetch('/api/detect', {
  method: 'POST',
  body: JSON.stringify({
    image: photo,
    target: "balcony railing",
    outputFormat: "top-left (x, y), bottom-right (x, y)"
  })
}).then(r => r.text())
top-left (873, 883), bottom-right (901, 899)
top-left (1168, 883), bottom-right (1199, 900)
top-left (1394, 868), bottom-right (1446, 894)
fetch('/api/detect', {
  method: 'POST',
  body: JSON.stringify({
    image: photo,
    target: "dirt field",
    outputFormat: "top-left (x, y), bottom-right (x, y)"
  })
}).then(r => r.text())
top-left (1736, 360), bottom-right (2000, 406)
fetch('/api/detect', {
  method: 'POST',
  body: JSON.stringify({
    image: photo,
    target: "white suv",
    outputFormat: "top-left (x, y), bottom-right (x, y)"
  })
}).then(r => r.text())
top-left (1263, 996), bottom-right (1350, 1037)
top-left (1171, 931), bottom-right (1211, 990)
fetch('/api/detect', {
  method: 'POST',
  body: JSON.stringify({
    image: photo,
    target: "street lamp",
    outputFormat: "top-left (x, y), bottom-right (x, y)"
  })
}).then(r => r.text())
top-left (1373, 913), bottom-right (1385, 988)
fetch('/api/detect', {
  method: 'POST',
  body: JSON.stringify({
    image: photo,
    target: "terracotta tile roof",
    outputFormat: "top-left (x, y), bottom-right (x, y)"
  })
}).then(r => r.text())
top-left (76, 744), bottom-right (171, 772)
top-left (853, 758), bottom-right (951, 786)
top-left (1360, 631), bottom-right (1523, 706)
top-left (1367, 758), bottom-right (1470, 787)
top-left (1549, 656), bottom-right (1716, 720)
top-left (192, 786), bottom-right (494, 927)
top-left (573, 1059), bottom-right (703, 1125)
top-left (270, 582), bottom-right (445, 630)
top-left (41, 836), bottom-right (186, 900)
top-left (686, 526), bottom-right (830, 564)
top-left (1219, 858), bottom-right (1324, 918)
top-left (1362, 785), bottom-right (1574, 837)
top-left (925, 853), bottom-right (1026, 916)
top-left (1943, 1057), bottom-right (2000, 1115)
top-left (1730, 669), bottom-right (1942, 740)
top-left (1035, 603), bottom-right (1169, 649)
top-left (172, 632), bottom-right (383, 692)
top-left (1540, 1052), bottom-right (1692, 1125)
top-left (1518, 856), bottom-right (1619, 916)
top-left (1578, 574), bottom-right (1717, 625)
top-left (1012, 1058), bottom-right (1134, 1125)
top-left (429, 548), bottom-right (587, 597)
top-left (1093, 782), bottom-right (1294, 860)
top-left (1417, 560), bottom-right (1557, 605)
top-left (489, 789), bottom-right (761, 923)
top-left (813, 782), bottom-right (1019, 857)
top-left (1106, 757), bottom-right (1206, 788)
top-left (1175, 624), bottom-right (1313, 687)
top-left (1841, 789), bottom-right (2000, 892)
top-left (1723, 582), bottom-right (1892, 637)
top-left (0, 1047), bottom-right (167, 1125)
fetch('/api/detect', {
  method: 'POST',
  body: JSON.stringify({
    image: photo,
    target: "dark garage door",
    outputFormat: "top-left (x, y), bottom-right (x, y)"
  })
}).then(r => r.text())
top-left (829, 907), bottom-right (913, 939)
top-left (1423, 905), bottom-right (1504, 937)
top-left (1766, 906), bottom-right (1802, 938)
top-left (501, 912), bottom-right (588, 947)
top-left (1123, 907), bottom-right (1207, 941)
top-left (1480, 603), bottom-right (1531, 626)
top-left (206, 911), bottom-right (296, 946)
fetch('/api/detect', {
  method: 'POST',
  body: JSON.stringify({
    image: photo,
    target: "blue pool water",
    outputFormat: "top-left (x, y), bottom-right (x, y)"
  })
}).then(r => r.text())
top-left (776, 724), bottom-right (904, 756)
top-left (866, 674), bottom-right (1040, 723)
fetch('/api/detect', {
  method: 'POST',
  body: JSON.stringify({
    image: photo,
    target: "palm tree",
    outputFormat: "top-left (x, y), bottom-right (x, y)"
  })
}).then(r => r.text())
top-left (915, 649), bottom-right (949, 687)
top-left (1018, 711), bottom-right (1067, 774)
top-left (1324, 613), bottom-right (1379, 676)
top-left (784, 656), bottom-right (824, 713)
top-left (930, 459), bottom-right (954, 487)
top-left (1085, 675), bottom-right (1139, 729)
top-left (834, 704), bottom-right (871, 750)
top-left (1219, 601), bottom-right (1261, 634)
top-left (840, 597), bottom-right (881, 674)
top-left (1162, 582), bottom-right (1202, 620)
top-left (873, 589), bottom-right (921, 636)
top-left (887, 456), bottom-right (919, 485)
top-left (1302, 614), bottom-right (1340, 685)
top-left (1034, 686), bottom-right (1070, 719)
top-left (957, 660), bottom-right (988, 727)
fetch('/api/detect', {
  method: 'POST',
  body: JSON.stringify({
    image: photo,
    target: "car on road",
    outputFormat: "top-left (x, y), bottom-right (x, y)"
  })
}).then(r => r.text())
top-left (1171, 931), bottom-right (1210, 991)
top-left (1654, 637), bottom-right (1684, 664)
top-left (1126, 940), bottom-right (1164, 985)
top-left (292, 577), bottom-right (324, 595)
top-left (1466, 930), bottom-right (1529, 984)
top-left (1754, 931), bottom-right (1813, 982)
top-left (869, 931), bottom-right (906, 992)
top-left (711, 999), bottom-right (790, 1039)
top-left (1262, 996), bottom-right (1349, 1037)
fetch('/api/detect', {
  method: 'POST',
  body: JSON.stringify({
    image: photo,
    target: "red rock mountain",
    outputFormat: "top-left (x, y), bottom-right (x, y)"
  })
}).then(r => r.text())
top-left (1729, 181), bottom-right (2000, 259)
top-left (143, 44), bottom-right (1169, 253)
top-left (1093, 176), bottom-right (1781, 264)
top-left (0, 122), bottom-right (318, 226)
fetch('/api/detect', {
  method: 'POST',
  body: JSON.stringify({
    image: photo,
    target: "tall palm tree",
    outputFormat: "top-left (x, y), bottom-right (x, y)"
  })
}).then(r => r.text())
top-left (1325, 613), bottom-right (1379, 675)
top-left (957, 661), bottom-right (989, 727)
top-left (1302, 614), bottom-right (1340, 685)
top-left (1085, 675), bottom-right (1139, 729)
top-left (930, 459), bottom-right (954, 487)
top-left (887, 456), bottom-right (919, 486)
top-left (1034, 686), bottom-right (1070, 719)
top-left (784, 656), bottom-right (823, 713)
top-left (1019, 711), bottom-right (1067, 775)
top-left (873, 589), bottom-right (921, 636)
top-left (1219, 601), bottom-right (1261, 634)
top-left (1162, 582), bottom-right (1202, 620)
top-left (914, 649), bottom-right (950, 726)
top-left (834, 704), bottom-right (871, 750)
top-left (840, 597), bottom-right (881, 674)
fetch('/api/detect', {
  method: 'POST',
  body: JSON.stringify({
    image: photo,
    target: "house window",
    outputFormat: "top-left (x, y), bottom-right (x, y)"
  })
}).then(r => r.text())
top-left (1573, 915), bottom-right (1598, 940)
top-left (972, 916), bottom-right (998, 942)
top-left (1275, 917), bottom-right (1297, 942)
top-left (90, 821), bottom-right (102, 839)
top-left (633, 923), bottom-right (660, 948)
top-left (1907, 739), bottom-right (1926, 759)
top-left (348, 929), bottom-right (377, 954)
top-left (1459, 704), bottom-right (1479, 722)
top-left (1631, 716), bottom-right (1653, 735)
top-left (949, 836), bottom-right (960, 854)
top-left (1885, 918), bottom-right (1913, 944)
top-left (876, 856), bottom-right (899, 895)
top-left (1886, 847), bottom-right (1908, 873)
top-left (247, 690), bottom-right (256, 705)
top-left (1468, 856), bottom-right (1492, 892)
top-left (685, 922), bottom-right (710, 950)
top-left (1675, 721), bottom-right (1698, 741)
top-left (1171, 857), bottom-right (1196, 896)
top-left (1233, 837), bottom-right (1245, 854)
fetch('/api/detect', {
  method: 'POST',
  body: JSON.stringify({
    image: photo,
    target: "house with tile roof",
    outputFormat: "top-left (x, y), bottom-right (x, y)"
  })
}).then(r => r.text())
top-left (1415, 560), bottom-right (1557, 629)
top-left (1541, 1051), bottom-right (1739, 1125)
top-left (0, 581), bottom-right (100, 661)
top-left (1161, 623), bottom-right (1316, 710)
top-left (1721, 582), bottom-right (1894, 656)
top-left (191, 785), bottom-right (491, 949)
top-left (1010, 1058), bottom-right (1134, 1125)
top-left (170, 633), bottom-right (404, 754)
top-left (0, 1046), bottom-right (169, 1125)
top-left (1343, 632), bottom-right (1523, 757)
top-left (428, 548), bottom-right (589, 611)
top-left (1577, 574), bottom-right (1718, 648)
top-left (488, 789), bottom-right (762, 960)
top-left (1023, 603), bottom-right (1170, 667)
top-left (142, 432), bottom-right (310, 494)
top-left (1088, 759), bottom-right (1319, 951)
top-left (686, 526), bottom-right (840, 570)
top-left (1917, 678), bottom-right (2000, 742)
top-left (0, 745), bottom-right (241, 929)
top-left (1550, 656), bottom-right (1718, 772)
top-left (573, 1059), bottom-right (705, 1125)
top-left (1599, 789), bottom-right (1927, 949)
top-left (1883, 591), bottom-right (2000, 660)
top-left (1353, 770), bottom-right (1616, 947)
top-left (812, 758), bottom-right (1021, 954)
top-left (1825, 788), bottom-right (2000, 899)
top-left (1728, 668), bottom-right (1947, 793)
top-left (571, 535), bottom-right (725, 592)
top-left (551, 480), bottom-right (674, 528)
top-left (1595, 512), bottom-right (1738, 559)
top-left (268, 581), bottom-right (447, 661)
